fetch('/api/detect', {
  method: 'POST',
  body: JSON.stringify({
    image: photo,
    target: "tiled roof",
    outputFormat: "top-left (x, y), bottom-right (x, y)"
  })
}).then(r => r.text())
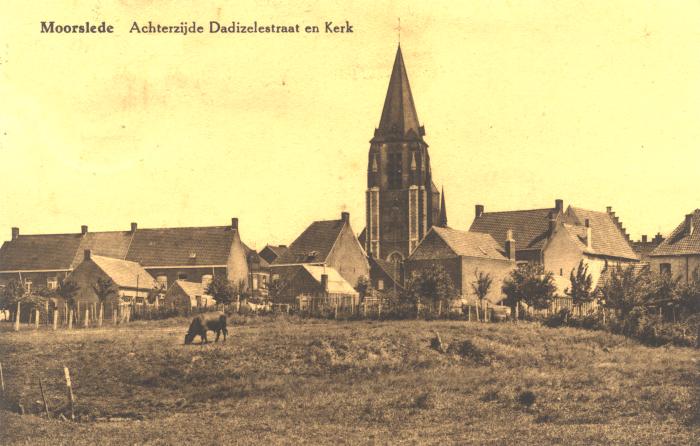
top-left (260, 245), bottom-right (289, 264)
top-left (0, 224), bottom-right (249, 272)
top-left (70, 231), bottom-right (134, 268)
top-left (302, 265), bottom-right (359, 296)
top-left (125, 226), bottom-right (241, 267)
top-left (0, 233), bottom-right (84, 271)
top-left (564, 207), bottom-right (638, 260)
top-left (596, 263), bottom-right (650, 290)
top-left (410, 227), bottom-right (508, 261)
top-left (173, 280), bottom-right (208, 298)
top-left (651, 209), bottom-right (700, 256)
top-left (469, 208), bottom-right (556, 250)
top-left (371, 256), bottom-right (401, 284)
top-left (91, 255), bottom-right (156, 289)
top-left (373, 46), bottom-right (422, 141)
top-left (274, 219), bottom-right (346, 265)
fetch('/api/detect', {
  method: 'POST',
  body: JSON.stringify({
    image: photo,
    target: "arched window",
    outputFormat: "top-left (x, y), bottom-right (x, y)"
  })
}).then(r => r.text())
top-left (387, 251), bottom-right (404, 265)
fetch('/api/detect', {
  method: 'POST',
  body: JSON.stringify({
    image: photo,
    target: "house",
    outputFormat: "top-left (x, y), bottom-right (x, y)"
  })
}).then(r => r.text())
top-left (247, 250), bottom-right (270, 298)
top-left (276, 264), bottom-right (360, 307)
top-left (0, 218), bottom-right (253, 295)
top-left (259, 245), bottom-right (288, 265)
top-left (368, 255), bottom-right (403, 293)
top-left (632, 233), bottom-right (665, 262)
top-left (68, 250), bottom-right (157, 306)
top-left (470, 199), bottom-right (639, 293)
top-left (164, 280), bottom-right (216, 311)
top-left (270, 212), bottom-right (370, 290)
top-left (649, 209), bottom-right (700, 282)
top-left (405, 226), bottom-right (516, 304)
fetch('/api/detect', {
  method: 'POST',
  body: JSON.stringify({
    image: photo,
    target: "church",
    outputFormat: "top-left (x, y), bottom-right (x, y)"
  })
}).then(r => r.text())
top-left (363, 45), bottom-right (447, 264)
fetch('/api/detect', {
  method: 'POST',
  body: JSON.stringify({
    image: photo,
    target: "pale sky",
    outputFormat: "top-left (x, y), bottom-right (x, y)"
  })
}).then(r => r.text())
top-left (1, 0), bottom-right (699, 249)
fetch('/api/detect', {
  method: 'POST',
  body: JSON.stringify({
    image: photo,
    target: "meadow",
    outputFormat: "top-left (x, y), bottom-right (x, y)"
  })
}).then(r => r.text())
top-left (0, 316), bottom-right (698, 445)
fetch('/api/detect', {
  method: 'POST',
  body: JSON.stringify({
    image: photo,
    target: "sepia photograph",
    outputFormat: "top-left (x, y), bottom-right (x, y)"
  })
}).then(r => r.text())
top-left (0, 1), bottom-right (698, 444)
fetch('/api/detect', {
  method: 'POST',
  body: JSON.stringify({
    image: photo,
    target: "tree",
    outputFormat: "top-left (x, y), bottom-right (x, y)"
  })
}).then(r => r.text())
top-left (566, 260), bottom-right (593, 315)
top-left (1, 279), bottom-right (25, 320)
top-left (355, 275), bottom-right (373, 300)
top-left (471, 270), bottom-right (493, 322)
top-left (93, 277), bottom-right (118, 305)
top-left (206, 275), bottom-right (235, 306)
top-left (268, 277), bottom-right (288, 303)
top-left (600, 265), bottom-right (650, 320)
top-left (56, 279), bottom-right (80, 310)
top-left (403, 265), bottom-right (458, 317)
top-left (502, 263), bottom-right (556, 319)
top-left (92, 277), bottom-right (119, 325)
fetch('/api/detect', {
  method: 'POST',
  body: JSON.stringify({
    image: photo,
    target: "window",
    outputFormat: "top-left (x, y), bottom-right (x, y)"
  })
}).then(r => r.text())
top-left (252, 275), bottom-right (259, 290)
top-left (272, 274), bottom-right (280, 282)
top-left (387, 153), bottom-right (402, 189)
top-left (157, 275), bottom-right (168, 290)
top-left (560, 268), bottom-right (563, 276)
top-left (24, 279), bottom-right (32, 293)
top-left (47, 277), bottom-right (58, 290)
top-left (660, 263), bottom-right (671, 276)
top-left (377, 279), bottom-right (384, 290)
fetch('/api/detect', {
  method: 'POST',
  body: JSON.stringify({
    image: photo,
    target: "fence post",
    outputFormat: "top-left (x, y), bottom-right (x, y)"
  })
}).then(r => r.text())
top-left (378, 303), bottom-right (382, 319)
top-left (39, 377), bottom-right (50, 417)
top-left (84, 309), bottom-right (89, 328)
top-left (35, 309), bottom-right (40, 329)
top-left (68, 310), bottom-right (73, 330)
top-left (14, 301), bottom-right (20, 331)
top-left (53, 310), bottom-right (58, 331)
top-left (63, 366), bottom-right (75, 421)
top-left (0, 361), bottom-right (5, 394)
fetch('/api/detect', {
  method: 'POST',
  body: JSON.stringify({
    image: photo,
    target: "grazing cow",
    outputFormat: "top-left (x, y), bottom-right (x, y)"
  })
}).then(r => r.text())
top-left (184, 311), bottom-right (228, 345)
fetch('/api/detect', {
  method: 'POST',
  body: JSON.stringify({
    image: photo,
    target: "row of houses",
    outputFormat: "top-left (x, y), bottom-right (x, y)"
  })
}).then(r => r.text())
top-left (1, 204), bottom-right (697, 311)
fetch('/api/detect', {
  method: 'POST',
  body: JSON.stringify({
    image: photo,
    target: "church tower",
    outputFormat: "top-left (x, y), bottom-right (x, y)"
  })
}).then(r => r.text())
top-left (365, 46), bottom-right (441, 262)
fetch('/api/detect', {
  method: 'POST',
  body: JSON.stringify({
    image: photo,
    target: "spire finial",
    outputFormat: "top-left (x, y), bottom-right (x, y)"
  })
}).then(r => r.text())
top-left (397, 17), bottom-right (401, 45)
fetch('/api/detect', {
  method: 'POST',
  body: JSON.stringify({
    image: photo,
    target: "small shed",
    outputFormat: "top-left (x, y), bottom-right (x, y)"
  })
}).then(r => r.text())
top-left (164, 280), bottom-right (216, 311)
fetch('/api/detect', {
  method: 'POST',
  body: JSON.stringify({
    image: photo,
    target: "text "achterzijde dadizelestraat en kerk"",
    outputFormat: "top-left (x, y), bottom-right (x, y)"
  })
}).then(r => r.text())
top-left (39, 21), bottom-right (354, 35)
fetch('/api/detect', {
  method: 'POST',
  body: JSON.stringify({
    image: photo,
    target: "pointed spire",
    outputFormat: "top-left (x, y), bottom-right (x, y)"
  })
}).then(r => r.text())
top-left (376, 46), bottom-right (422, 139)
top-left (438, 187), bottom-right (448, 227)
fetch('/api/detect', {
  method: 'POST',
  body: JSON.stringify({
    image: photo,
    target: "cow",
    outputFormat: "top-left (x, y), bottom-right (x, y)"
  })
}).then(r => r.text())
top-left (184, 311), bottom-right (228, 345)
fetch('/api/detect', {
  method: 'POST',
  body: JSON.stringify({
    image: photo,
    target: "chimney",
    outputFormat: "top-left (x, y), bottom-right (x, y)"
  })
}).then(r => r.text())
top-left (81, 225), bottom-right (88, 235)
top-left (686, 214), bottom-right (694, 236)
top-left (320, 274), bottom-right (329, 295)
top-left (130, 222), bottom-right (138, 233)
top-left (548, 212), bottom-right (557, 235)
top-left (11, 227), bottom-right (19, 241)
top-left (505, 229), bottom-right (516, 261)
top-left (641, 234), bottom-right (648, 243)
top-left (341, 212), bottom-right (350, 223)
top-left (606, 206), bottom-right (612, 214)
top-left (279, 244), bottom-right (287, 248)
top-left (475, 204), bottom-right (484, 218)
top-left (84, 249), bottom-right (92, 261)
top-left (585, 219), bottom-right (592, 249)
top-left (555, 199), bottom-right (564, 213)
top-left (231, 218), bottom-right (239, 230)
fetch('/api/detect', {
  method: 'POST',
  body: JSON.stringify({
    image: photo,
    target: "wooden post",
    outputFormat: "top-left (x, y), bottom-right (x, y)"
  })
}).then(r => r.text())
top-left (113, 308), bottom-right (117, 325)
top-left (98, 303), bottom-right (103, 327)
top-left (63, 366), bottom-right (75, 421)
top-left (64, 302), bottom-right (68, 324)
top-left (14, 301), bottom-right (20, 331)
top-left (77, 302), bottom-right (80, 324)
top-left (485, 301), bottom-right (489, 322)
top-left (334, 298), bottom-right (338, 320)
top-left (0, 361), bottom-right (5, 394)
top-left (53, 310), bottom-right (58, 331)
top-left (68, 310), bottom-right (73, 330)
top-left (35, 309), bottom-right (40, 329)
top-left (468, 304), bottom-right (471, 322)
top-left (84, 309), bottom-right (89, 328)
top-left (39, 377), bottom-right (50, 417)
top-left (363, 300), bottom-right (367, 318)
top-left (378, 303), bottom-right (382, 319)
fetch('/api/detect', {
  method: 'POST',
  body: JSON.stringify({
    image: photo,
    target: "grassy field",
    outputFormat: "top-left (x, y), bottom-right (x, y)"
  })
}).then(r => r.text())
top-left (0, 316), bottom-right (698, 445)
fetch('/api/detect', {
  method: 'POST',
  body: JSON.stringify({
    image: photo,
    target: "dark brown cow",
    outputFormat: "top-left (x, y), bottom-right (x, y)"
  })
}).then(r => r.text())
top-left (184, 311), bottom-right (228, 344)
